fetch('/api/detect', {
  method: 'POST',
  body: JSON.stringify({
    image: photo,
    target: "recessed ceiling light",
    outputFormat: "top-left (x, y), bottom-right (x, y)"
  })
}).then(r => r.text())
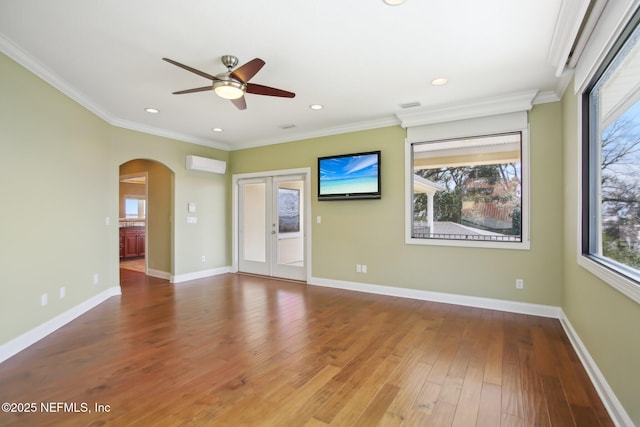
top-left (144, 107), bottom-right (159, 114)
top-left (309, 104), bottom-right (324, 110)
top-left (383, 0), bottom-right (406, 5)
top-left (212, 127), bottom-right (223, 132)
top-left (431, 78), bottom-right (448, 86)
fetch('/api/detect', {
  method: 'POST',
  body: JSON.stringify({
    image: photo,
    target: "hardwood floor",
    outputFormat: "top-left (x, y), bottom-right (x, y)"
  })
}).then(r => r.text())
top-left (0, 272), bottom-right (613, 426)
top-left (119, 258), bottom-right (145, 273)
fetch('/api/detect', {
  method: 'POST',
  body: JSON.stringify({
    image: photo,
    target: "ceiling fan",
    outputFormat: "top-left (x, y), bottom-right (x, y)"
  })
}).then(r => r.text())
top-left (162, 55), bottom-right (295, 110)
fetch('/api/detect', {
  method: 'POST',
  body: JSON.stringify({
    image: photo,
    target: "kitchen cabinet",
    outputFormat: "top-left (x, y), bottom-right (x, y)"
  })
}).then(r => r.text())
top-left (119, 229), bottom-right (125, 258)
top-left (120, 227), bottom-right (145, 259)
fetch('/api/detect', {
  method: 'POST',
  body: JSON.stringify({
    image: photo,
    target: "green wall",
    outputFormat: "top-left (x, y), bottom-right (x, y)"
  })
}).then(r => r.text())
top-left (0, 51), bottom-right (113, 343)
top-left (1, 45), bottom-right (637, 424)
top-left (107, 127), bottom-right (229, 277)
top-left (0, 52), bottom-right (229, 345)
top-left (231, 103), bottom-right (564, 305)
top-left (562, 85), bottom-right (640, 425)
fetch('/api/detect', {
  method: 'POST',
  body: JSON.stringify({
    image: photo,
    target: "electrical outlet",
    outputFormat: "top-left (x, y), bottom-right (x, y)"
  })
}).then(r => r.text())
top-left (356, 264), bottom-right (362, 273)
top-left (201, 255), bottom-right (206, 263)
top-left (516, 279), bottom-right (524, 289)
top-left (59, 287), bottom-right (66, 299)
top-left (362, 265), bottom-right (368, 273)
top-left (41, 293), bottom-right (48, 306)
top-left (93, 273), bottom-right (99, 285)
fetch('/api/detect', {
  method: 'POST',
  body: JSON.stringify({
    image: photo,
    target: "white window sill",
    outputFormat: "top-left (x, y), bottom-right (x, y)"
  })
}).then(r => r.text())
top-left (406, 236), bottom-right (530, 250)
top-left (577, 255), bottom-right (640, 304)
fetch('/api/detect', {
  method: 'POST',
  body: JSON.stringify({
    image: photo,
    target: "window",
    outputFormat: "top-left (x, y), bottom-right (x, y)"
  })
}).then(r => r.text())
top-left (410, 132), bottom-right (525, 248)
top-left (583, 8), bottom-right (640, 295)
top-left (125, 197), bottom-right (146, 219)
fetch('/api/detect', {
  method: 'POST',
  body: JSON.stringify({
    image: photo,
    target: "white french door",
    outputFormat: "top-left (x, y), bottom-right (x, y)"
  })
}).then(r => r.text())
top-left (238, 174), bottom-right (306, 281)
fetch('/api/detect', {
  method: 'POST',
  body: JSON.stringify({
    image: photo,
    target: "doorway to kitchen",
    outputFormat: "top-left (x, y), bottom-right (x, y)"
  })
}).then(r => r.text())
top-left (234, 169), bottom-right (310, 282)
top-left (119, 173), bottom-right (147, 274)
top-left (118, 159), bottom-right (174, 283)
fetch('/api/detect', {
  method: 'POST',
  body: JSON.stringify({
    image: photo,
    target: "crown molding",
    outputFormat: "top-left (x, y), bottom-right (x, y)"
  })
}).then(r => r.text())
top-left (0, 31), bottom-right (117, 123)
top-left (0, 32), bottom-right (231, 152)
top-left (533, 90), bottom-right (562, 105)
top-left (232, 115), bottom-right (401, 150)
top-left (395, 90), bottom-right (538, 128)
top-left (110, 118), bottom-right (231, 151)
top-left (0, 31), bottom-right (400, 153)
top-left (0, 30), bottom-right (557, 152)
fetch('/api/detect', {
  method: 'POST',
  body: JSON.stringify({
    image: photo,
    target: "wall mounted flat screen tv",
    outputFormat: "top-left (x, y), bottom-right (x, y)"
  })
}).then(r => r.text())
top-left (318, 150), bottom-right (381, 200)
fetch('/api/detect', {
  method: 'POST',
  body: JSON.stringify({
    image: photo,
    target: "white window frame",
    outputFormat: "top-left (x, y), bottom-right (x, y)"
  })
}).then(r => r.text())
top-left (404, 113), bottom-right (531, 250)
top-left (577, 1), bottom-right (640, 304)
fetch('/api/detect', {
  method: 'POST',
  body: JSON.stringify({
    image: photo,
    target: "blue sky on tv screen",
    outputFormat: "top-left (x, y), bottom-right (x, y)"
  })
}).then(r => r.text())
top-left (320, 153), bottom-right (378, 181)
top-left (319, 153), bottom-right (379, 194)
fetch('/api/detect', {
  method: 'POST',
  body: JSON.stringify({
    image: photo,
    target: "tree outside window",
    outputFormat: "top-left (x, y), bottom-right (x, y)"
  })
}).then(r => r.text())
top-left (412, 133), bottom-right (522, 242)
top-left (585, 10), bottom-right (640, 283)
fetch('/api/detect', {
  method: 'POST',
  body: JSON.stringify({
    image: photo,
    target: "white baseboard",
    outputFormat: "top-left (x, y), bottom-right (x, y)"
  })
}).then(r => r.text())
top-left (147, 268), bottom-right (171, 280)
top-left (170, 266), bottom-right (232, 283)
top-left (0, 286), bottom-right (121, 364)
top-left (308, 276), bottom-right (562, 318)
top-left (559, 312), bottom-right (634, 427)
top-left (1, 275), bottom-right (630, 426)
top-left (308, 276), bottom-right (631, 426)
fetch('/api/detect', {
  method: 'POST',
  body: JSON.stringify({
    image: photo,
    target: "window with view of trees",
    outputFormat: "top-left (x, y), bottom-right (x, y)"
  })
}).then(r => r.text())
top-left (411, 133), bottom-right (523, 244)
top-left (584, 10), bottom-right (640, 285)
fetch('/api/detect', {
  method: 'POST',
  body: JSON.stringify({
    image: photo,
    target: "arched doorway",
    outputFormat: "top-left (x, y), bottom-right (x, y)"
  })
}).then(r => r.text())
top-left (119, 159), bottom-right (174, 283)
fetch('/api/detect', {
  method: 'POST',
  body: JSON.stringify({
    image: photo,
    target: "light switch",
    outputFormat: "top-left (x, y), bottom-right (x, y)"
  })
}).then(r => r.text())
top-left (188, 202), bottom-right (196, 213)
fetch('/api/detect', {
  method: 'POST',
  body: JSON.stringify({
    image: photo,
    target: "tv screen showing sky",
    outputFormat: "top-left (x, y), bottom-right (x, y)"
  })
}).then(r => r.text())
top-left (319, 153), bottom-right (379, 195)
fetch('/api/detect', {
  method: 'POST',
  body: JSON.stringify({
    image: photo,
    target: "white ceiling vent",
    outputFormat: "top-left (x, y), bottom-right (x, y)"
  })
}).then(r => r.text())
top-left (185, 155), bottom-right (226, 175)
top-left (399, 101), bottom-right (421, 109)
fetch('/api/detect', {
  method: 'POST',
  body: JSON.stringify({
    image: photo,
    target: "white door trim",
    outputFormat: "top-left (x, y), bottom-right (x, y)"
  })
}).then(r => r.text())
top-left (232, 167), bottom-right (312, 282)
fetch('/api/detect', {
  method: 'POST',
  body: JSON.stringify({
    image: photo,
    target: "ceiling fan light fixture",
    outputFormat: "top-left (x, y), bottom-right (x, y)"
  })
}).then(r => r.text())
top-left (213, 79), bottom-right (246, 100)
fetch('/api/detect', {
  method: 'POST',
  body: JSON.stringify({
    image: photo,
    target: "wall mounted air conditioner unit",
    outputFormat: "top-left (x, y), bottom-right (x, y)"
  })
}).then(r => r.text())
top-left (185, 155), bottom-right (226, 175)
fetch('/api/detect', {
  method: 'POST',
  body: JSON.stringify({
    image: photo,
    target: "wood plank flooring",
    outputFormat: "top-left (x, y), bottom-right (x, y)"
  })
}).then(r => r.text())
top-left (119, 258), bottom-right (145, 273)
top-left (0, 271), bottom-right (613, 426)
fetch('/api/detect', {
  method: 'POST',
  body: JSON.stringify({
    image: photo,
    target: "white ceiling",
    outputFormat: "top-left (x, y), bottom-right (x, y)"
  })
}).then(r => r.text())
top-left (0, 0), bottom-right (576, 151)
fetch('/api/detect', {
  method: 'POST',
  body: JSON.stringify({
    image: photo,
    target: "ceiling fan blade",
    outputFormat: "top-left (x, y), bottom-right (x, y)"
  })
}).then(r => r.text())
top-left (162, 58), bottom-right (219, 81)
top-left (246, 83), bottom-right (296, 98)
top-left (172, 86), bottom-right (213, 95)
top-left (231, 96), bottom-right (247, 110)
top-left (230, 58), bottom-right (265, 83)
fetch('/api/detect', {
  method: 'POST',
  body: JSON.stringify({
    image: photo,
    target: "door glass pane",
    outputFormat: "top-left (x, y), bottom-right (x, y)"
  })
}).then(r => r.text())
top-left (242, 183), bottom-right (266, 263)
top-left (277, 180), bottom-right (304, 267)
